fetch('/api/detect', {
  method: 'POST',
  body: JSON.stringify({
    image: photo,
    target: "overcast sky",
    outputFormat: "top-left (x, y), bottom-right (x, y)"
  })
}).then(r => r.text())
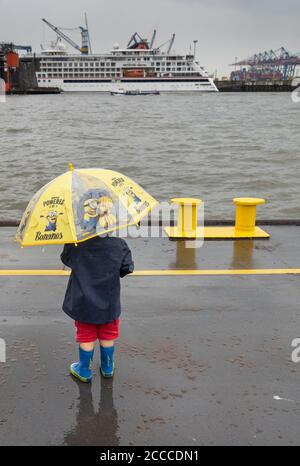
top-left (1, 0), bottom-right (299, 76)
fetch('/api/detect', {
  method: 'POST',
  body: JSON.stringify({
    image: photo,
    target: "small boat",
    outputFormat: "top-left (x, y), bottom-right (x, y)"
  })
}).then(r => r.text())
top-left (111, 89), bottom-right (160, 96)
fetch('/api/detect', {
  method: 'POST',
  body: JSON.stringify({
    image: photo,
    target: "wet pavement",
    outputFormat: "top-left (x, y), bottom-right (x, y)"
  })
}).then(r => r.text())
top-left (0, 226), bottom-right (300, 445)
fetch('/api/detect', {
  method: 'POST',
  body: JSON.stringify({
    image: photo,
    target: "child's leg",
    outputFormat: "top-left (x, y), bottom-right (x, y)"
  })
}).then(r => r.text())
top-left (98, 319), bottom-right (119, 378)
top-left (70, 321), bottom-right (97, 383)
top-left (80, 342), bottom-right (96, 351)
top-left (100, 339), bottom-right (115, 348)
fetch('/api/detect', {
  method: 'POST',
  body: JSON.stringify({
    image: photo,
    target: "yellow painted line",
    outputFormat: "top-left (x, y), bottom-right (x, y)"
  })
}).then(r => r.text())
top-left (0, 269), bottom-right (300, 276)
top-left (134, 269), bottom-right (300, 276)
top-left (0, 270), bottom-right (71, 276)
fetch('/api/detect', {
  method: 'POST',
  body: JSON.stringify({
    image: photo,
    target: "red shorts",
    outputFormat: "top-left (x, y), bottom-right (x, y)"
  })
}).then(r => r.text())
top-left (75, 319), bottom-right (120, 343)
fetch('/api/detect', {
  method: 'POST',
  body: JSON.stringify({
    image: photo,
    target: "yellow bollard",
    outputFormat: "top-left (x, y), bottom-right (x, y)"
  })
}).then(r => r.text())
top-left (233, 198), bottom-right (266, 233)
top-left (165, 196), bottom-right (270, 240)
top-left (165, 198), bottom-right (203, 239)
top-left (204, 197), bottom-right (269, 239)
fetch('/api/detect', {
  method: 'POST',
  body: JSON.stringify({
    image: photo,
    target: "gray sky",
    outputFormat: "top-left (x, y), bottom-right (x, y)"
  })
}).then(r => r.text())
top-left (1, 0), bottom-right (299, 76)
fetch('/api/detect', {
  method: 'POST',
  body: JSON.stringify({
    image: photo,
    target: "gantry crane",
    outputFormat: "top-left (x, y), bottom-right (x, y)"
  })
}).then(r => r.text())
top-left (0, 43), bottom-right (32, 54)
top-left (231, 47), bottom-right (300, 80)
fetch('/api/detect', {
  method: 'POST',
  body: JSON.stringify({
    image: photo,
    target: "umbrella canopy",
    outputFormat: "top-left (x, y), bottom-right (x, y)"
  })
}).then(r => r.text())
top-left (16, 166), bottom-right (158, 246)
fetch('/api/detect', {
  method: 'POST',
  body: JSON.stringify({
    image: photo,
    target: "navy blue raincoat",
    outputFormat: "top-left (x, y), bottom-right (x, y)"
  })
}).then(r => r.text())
top-left (61, 236), bottom-right (134, 324)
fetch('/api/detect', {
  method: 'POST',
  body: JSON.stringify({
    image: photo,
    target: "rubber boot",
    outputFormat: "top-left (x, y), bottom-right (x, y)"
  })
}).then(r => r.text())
top-left (70, 347), bottom-right (94, 383)
top-left (100, 346), bottom-right (115, 378)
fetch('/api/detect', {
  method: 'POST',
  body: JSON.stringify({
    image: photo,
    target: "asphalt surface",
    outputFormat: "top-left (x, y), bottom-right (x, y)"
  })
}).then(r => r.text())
top-left (0, 226), bottom-right (300, 446)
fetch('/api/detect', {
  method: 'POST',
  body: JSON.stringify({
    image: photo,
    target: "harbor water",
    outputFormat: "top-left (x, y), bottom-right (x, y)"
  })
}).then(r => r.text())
top-left (0, 92), bottom-right (299, 220)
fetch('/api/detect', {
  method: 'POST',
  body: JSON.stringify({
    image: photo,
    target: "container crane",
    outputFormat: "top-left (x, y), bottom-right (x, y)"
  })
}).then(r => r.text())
top-left (231, 47), bottom-right (300, 80)
top-left (42, 17), bottom-right (91, 54)
top-left (0, 43), bottom-right (32, 54)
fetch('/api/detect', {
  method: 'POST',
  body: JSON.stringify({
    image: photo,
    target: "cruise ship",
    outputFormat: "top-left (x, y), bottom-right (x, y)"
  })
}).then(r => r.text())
top-left (35, 20), bottom-right (218, 93)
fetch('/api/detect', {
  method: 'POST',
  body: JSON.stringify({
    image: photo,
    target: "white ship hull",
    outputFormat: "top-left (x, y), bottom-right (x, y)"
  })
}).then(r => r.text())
top-left (38, 78), bottom-right (218, 93)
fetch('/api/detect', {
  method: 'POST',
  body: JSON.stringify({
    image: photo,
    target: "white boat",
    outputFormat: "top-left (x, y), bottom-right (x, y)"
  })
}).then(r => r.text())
top-left (34, 23), bottom-right (218, 93)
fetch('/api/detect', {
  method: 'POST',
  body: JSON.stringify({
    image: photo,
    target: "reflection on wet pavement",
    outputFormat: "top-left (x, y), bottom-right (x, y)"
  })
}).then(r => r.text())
top-left (64, 376), bottom-right (119, 446)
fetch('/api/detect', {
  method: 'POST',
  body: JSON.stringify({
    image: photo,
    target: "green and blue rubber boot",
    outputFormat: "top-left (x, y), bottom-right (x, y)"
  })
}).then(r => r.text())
top-left (70, 347), bottom-right (94, 383)
top-left (100, 346), bottom-right (115, 378)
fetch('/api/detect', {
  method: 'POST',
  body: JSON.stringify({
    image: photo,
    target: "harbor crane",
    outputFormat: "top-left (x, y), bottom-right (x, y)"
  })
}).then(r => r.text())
top-left (231, 47), bottom-right (300, 80)
top-left (127, 32), bottom-right (149, 49)
top-left (127, 30), bottom-right (175, 54)
top-left (42, 17), bottom-right (91, 54)
top-left (167, 34), bottom-right (176, 54)
top-left (153, 33), bottom-right (176, 54)
top-left (150, 30), bottom-right (157, 49)
top-left (0, 43), bottom-right (32, 54)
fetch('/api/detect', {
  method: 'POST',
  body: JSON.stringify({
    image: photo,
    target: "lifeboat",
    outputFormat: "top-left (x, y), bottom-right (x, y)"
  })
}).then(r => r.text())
top-left (123, 69), bottom-right (145, 78)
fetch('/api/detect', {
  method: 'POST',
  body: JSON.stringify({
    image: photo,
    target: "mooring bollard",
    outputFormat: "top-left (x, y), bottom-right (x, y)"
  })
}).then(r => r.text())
top-left (165, 196), bottom-right (269, 240)
top-left (233, 197), bottom-right (266, 233)
top-left (165, 198), bottom-right (203, 238)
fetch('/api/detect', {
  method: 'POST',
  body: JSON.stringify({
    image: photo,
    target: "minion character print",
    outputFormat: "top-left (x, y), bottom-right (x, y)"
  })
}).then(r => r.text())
top-left (79, 189), bottom-right (117, 235)
top-left (83, 198), bottom-right (99, 230)
top-left (40, 210), bottom-right (63, 232)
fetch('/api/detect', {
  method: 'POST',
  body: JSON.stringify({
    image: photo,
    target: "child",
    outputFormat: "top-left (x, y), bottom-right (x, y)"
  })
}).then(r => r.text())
top-left (61, 235), bottom-right (134, 382)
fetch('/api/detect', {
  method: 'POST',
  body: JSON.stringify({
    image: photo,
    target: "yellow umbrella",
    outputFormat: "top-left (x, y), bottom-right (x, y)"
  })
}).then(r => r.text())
top-left (16, 165), bottom-right (158, 246)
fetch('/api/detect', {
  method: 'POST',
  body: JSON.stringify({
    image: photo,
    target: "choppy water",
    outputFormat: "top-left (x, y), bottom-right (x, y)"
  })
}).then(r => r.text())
top-left (0, 92), bottom-right (299, 220)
